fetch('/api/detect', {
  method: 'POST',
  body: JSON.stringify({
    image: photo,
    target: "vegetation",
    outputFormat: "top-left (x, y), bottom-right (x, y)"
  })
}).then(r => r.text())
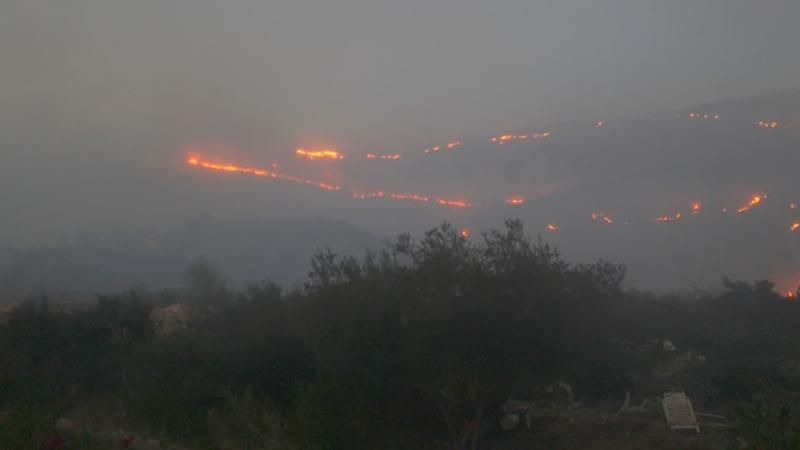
top-left (1, 220), bottom-right (799, 449)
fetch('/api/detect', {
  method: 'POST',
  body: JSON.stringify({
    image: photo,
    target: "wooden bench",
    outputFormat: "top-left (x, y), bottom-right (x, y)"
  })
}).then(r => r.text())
top-left (661, 391), bottom-right (700, 433)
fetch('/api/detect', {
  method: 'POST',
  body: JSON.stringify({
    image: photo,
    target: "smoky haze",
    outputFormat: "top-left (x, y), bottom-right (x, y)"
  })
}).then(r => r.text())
top-left (2, 0), bottom-right (800, 295)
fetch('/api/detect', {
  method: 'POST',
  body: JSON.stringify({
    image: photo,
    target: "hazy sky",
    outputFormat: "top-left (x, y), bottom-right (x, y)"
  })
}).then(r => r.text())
top-left (2, 0), bottom-right (800, 245)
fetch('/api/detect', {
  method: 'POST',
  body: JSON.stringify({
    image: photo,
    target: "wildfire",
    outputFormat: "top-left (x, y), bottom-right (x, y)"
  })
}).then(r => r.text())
top-left (791, 222), bottom-right (800, 232)
top-left (787, 291), bottom-right (797, 300)
top-left (391, 193), bottom-right (432, 202)
top-left (490, 131), bottom-right (550, 144)
top-left (592, 212), bottom-right (614, 224)
top-left (366, 153), bottom-right (401, 160)
top-left (460, 228), bottom-right (470, 238)
top-left (789, 203), bottom-right (797, 210)
top-left (546, 224), bottom-right (559, 232)
top-left (534, 131), bottom-right (551, 139)
top-left (505, 195), bottom-right (526, 206)
top-left (352, 191), bottom-right (386, 200)
top-left (436, 198), bottom-right (472, 209)
top-left (756, 120), bottom-right (779, 129)
top-left (655, 204), bottom-right (696, 222)
top-left (186, 156), bottom-right (341, 191)
top-left (352, 191), bottom-right (432, 203)
top-left (653, 213), bottom-right (682, 223)
top-left (424, 140), bottom-right (463, 154)
top-left (688, 113), bottom-right (720, 120)
top-left (596, 121), bottom-right (605, 128)
top-left (737, 194), bottom-right (767, 214)
top-left (295, 148), bottom-right (345, 161)
top-left (352, 190), bottom-right (471, 209)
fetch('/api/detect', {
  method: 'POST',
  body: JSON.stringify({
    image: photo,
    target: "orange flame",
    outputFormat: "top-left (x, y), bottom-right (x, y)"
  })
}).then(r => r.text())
top-left (688, 113), bottom-right (720, 120)
top-left (490, 131), bottom-right (550, 144)
top-left (546, 224), bottom-right (559, 232)
top-left (460, 228), bottom-right (470, 238)
top-left (596, 121), bottom-right (605, 127)
top-left (366, 153), bottom-right (401, 160)
top-left (592, 212), bottom-right (614, 224)
top-left (436, 198), bottom-right (472, 209)
top-left (791, 222), bottom-right (800, 232)
top-left (447, 141), bottom-right (462, 150)
top-left (352, 191), bottom-right (432, 203)
top-left (352, 190), bottom-right (469, 209)
top-left (654, 209), bottom-right (686, 223)
top-left (505, 195), bottom-right (526, 206)
top-left (737, 194), bottom-right (767, 213)
top-left (789, 202), bottom-right (797, 210)
top-left (756, 120), bottom-right (779, 129)
top-left (424, 145), bottom-right (441, 153)
top-left (691, 202), bottom-right (702, 215)
top-left (391, 193), bottom-right (431, 202)
top-left (186, 156), bottom-right (341, 191)
top-left (787, 291), bottom-right (797, 300)
top-left (296, 148), bottom-right (345, 160)
top-left (352, 191), bottom-right (386, 200)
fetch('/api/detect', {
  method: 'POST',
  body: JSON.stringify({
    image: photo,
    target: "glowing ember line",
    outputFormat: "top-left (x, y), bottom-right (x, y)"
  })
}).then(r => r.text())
top-left (435, 198), bottom-right (472, 209)
top-left (505, 195), bottom-right (526, 206)
top-left (186, 156), bottom-right (341, 191)
top-left (688, 113), bottom-right (720, 120)
top-left (353, 191), bottom-right (469, 208)
top-left (296, 148), bottom-right (345, 160)
top-left (390, 193), bottom-right (431, 202)
top-left (737, 194), bottom-right (767, 213)
top-left (352, 191), bottom-right (386, 200)
top-left (591, 212), bottom-right (614, 224)
top-left (425, 141), bottom-right (462, 154)
top-left (366, 153), bottom-right (401, 160)
top-left (490, 131), bottom-right (550, 144)
top-left (424, 145), bottom-right (442, 154)
top-left (352, 191), bottom-right (431, 204)
top-left (755, 120), bottom-right (779, 129)
top-left (653, 211), bottom-right (684, 223)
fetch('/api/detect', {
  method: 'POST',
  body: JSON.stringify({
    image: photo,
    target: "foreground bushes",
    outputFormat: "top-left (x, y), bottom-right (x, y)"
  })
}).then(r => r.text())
top-left (1, 220), bottom-right (798, 449)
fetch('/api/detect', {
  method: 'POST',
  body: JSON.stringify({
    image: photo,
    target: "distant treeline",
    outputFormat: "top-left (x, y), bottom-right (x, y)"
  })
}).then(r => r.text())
top-left (0, 216), bottom-right (381, 301)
